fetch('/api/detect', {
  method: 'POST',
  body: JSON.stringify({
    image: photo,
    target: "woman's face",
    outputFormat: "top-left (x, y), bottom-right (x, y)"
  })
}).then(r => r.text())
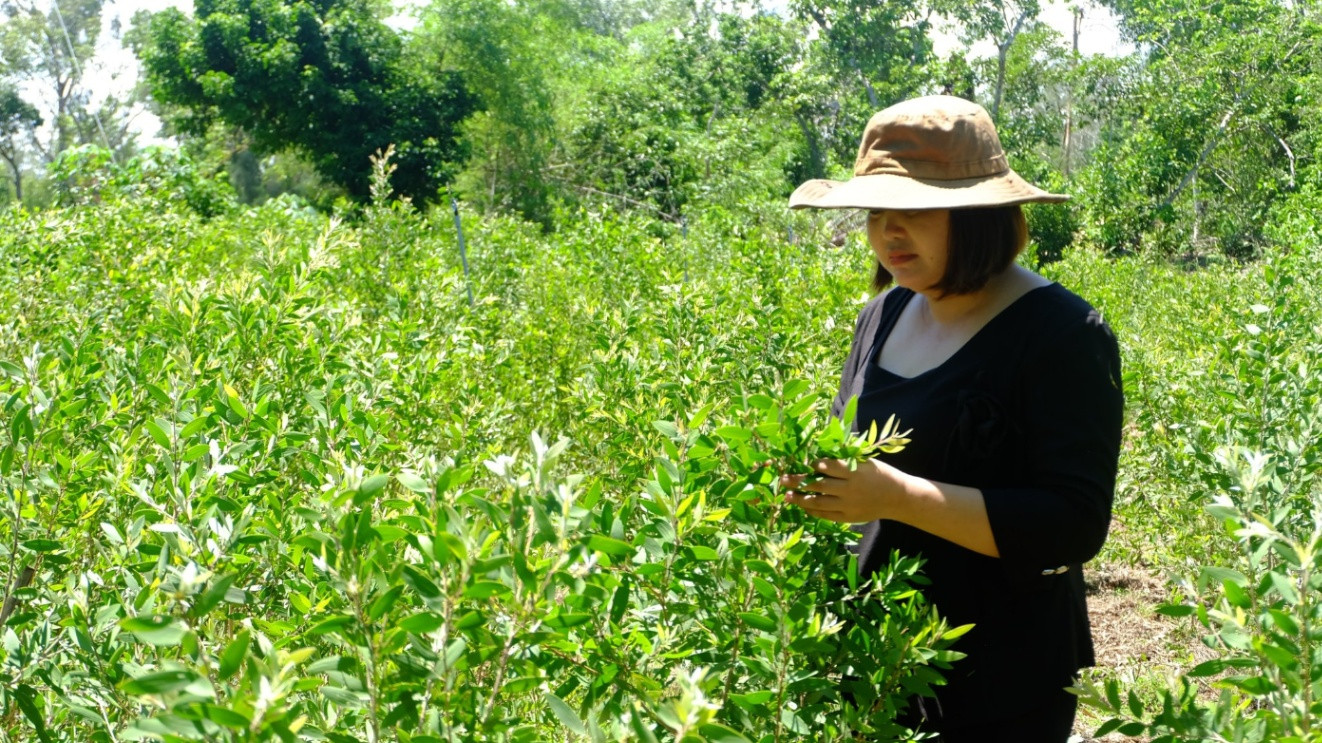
top-left (866, 208), bottom-right (951, 294)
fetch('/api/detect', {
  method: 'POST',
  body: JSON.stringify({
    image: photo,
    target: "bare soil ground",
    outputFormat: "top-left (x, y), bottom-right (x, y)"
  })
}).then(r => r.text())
top-left (1087, 564), bottom-right (1187, 670)
top-left (1071, 563), bottom-right (1216, 743)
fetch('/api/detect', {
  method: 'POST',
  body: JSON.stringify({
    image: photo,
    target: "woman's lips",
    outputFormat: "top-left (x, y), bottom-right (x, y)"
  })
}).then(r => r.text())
top-left (887, 253), bottom-right (916, 265)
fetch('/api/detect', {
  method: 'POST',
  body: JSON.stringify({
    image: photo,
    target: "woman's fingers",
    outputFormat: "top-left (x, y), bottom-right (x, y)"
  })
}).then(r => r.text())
top-left (781, 459), bottom-right (895, 524)
top-left (811, 458), bottom-right (853, 478)
top-left (780, 477), bottom-right (828, 496)
top-left (786, 492), bottom-right (848, 521)
top-left (779, 472), bottom-right (809, 490)
top-left (782, 461), bottom-right (854, 493)
top-left (769, 459), bottom-right (893, 523)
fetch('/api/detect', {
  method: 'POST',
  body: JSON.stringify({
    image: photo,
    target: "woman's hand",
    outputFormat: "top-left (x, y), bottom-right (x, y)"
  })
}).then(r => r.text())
top-left (781, 459), bottom-right (1001, 557)
top-left (780, 458), bottom-right (910, 524)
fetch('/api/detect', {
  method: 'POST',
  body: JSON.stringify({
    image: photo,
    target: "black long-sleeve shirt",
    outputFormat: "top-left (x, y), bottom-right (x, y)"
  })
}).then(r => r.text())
top-left (832, 283), bottom-right (1124, 725)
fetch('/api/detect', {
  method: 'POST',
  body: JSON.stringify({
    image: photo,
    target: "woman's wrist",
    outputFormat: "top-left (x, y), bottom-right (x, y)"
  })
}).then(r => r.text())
top-left (881, 469), bottom-right (1000, 557)
top-left (887, 468), bottom-right (924, 523)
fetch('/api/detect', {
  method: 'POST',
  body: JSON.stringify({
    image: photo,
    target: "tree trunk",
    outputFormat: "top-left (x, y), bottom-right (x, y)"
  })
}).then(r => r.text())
top-left (1062, 7), bottom-right (1081, 178)
top-left (1158, 43), bottom-right (1303, 211)
top-left (0, 567), bottom-right (35, 625)
top-left (0, 149), bottom-right (21, 203)
top-left (1191, 170), bottom-right (1199, 246)
top-left (794, 112), bottom-right (826, 180)
top-left (992, 11), bottom-right (1030, 122)
top-left (859, 71), bottom-right (879, 109)
top-left (803, 7), bottom-right (879, 109)
top-left (1160, 103), bottom-right (1238, 210)
top-left (42, 18), bottom-right (76, 158)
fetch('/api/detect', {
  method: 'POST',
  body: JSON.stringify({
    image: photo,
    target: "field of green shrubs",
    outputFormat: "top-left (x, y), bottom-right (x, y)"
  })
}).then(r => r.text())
top-left (1, 167), bottom-right (1320, 741)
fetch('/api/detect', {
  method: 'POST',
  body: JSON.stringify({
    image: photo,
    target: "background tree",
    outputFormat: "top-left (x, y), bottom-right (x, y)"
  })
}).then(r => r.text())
top-left (415, 0), bottom-right (561, 224)
top-left (0, 84), bottom-right (41, 201)
top-left (789, 0), bottom-right (939, 165)
top-left (111, 0), bottom-right (1321, 261)
top-left (0, 0), bottom-right (107, 160)
top-left (137, 0), bottom-right (478, 204)
top-left (962, 20), bottom-right (1081, 260)
top-left (550, 4), bottom-right (809, 219)
top-left (950, 0), bottom-right (1043, 122)
top-left (1076, 0), bottom-right (1321, 255)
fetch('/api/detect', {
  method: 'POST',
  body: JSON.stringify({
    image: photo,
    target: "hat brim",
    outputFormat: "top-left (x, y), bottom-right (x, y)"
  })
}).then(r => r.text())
top-left (789, 171), bottom-right (1069, 211)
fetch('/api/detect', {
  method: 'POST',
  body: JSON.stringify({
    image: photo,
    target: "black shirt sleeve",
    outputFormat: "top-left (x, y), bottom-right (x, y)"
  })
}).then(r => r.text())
top-left (982, 308), bottom-right (1124, 571)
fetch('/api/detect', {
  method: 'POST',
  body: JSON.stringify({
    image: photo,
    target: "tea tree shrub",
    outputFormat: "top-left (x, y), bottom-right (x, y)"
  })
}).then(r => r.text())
top-left (9, 185), bottom-right (1318, 741)
top-left (1070, 242), bottom-right (1322, 740)
top-left (49, 146), bottom-right (238, 218)
top-left (0, 198), bottom-right (962, 742)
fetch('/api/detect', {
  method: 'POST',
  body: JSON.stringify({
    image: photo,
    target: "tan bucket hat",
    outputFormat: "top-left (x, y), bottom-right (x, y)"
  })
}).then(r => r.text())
top-left (789, 95), bottom-right (1067, 210)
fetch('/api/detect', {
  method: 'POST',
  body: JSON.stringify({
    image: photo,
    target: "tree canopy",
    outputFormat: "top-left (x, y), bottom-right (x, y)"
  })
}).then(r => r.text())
top-left (138, 0), bottom-right (477, 204)
top-left (0, 0), bottom-right (1312, 259)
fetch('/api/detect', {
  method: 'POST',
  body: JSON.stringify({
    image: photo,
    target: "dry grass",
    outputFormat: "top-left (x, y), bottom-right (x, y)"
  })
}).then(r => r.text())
top-left (1070, 563), bottom-right (1217, 743)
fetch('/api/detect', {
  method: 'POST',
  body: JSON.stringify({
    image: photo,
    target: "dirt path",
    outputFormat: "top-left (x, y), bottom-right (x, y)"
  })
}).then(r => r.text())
top-left (1072, 564), bottom-right (1215, 742)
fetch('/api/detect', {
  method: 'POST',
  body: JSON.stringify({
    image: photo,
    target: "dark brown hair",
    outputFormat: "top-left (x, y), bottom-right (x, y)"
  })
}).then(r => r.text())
top-left (871, 205), bottom-right (1029, 295)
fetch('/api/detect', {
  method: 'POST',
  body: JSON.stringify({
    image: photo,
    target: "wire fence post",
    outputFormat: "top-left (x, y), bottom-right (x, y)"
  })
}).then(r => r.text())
top-left (451, 197), bottom-right (474, 307)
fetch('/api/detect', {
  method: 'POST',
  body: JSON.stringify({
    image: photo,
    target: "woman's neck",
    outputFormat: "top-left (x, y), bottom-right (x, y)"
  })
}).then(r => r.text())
top-left (917, 265), bottom-right (1046, 326)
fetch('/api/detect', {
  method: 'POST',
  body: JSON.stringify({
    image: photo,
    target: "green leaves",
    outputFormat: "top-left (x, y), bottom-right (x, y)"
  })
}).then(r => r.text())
top-left (736, 612), bottom-right (777, 632)
top-left (217, 632), bottom-right (251, 681)
top-left (396, 472), bottom-right (430, 493)
top-left (190, 574), bottom-right (238, 618)
top-left (586, 534), bottom-right (634, 557)
top-left (143, 420), bottom-right (172, 449)
top-left (544, 692), bottom-right (586, 736)
top-left (121, 616), bottom-right (188, 647)
top-left (397, 612), bottom-right (444, 634)
top-left (21, 539), bottom-right (62, 553)
top-left (0, 188), bottom-right (957, 742)
top-left (1075, 261), bottom-right (1322, 740)
top-left (356, 474), bottom-right (390, 503)
top-left (119, 669), bottom-right (206, 696)
top-left (13, 684), bottom-right (53, 743)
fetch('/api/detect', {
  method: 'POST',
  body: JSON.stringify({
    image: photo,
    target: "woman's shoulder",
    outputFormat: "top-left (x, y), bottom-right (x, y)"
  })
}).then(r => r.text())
top-left (1018, 283), bottom-right (1113, 336)
top-left (871, 286), bottom-right (918, 317)
top-left (1011, 284), bottom-right (1120, 372)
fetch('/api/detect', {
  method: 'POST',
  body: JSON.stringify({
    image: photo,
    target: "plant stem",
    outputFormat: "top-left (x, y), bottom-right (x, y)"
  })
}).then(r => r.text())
top-left (346, 553), bottom-right (381, 742)
top-left (720, 582), bottom-right (754, 709)
top-left (1295, 548), bottom-right (1312, 737)
top-left (479, 626), bottom-right (518, 728)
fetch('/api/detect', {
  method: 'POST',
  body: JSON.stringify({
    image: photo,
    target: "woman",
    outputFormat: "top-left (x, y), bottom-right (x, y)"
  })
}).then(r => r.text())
top-left (781, 96), bottom-right (1123, 741)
